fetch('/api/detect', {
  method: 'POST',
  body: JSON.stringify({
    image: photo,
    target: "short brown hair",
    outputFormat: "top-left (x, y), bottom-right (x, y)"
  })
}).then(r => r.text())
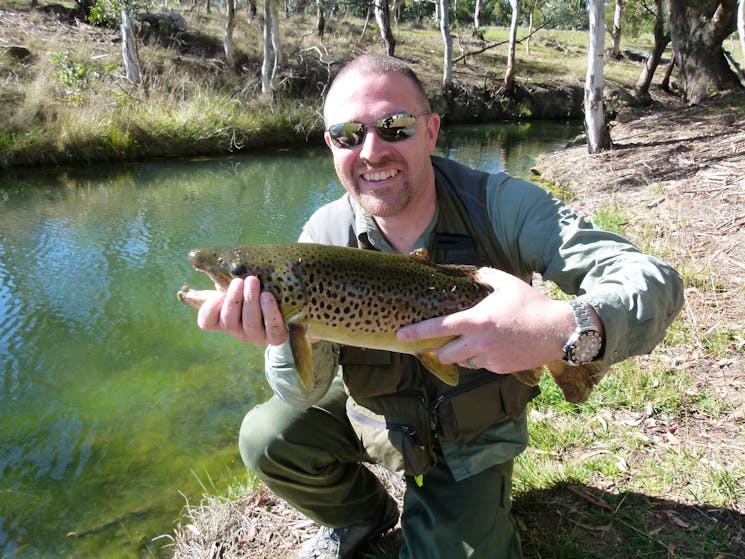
top-left (324, 54), bottom-right (431, 119)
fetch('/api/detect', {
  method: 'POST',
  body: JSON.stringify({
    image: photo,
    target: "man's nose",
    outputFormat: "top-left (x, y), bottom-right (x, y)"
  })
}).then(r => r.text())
top-left (358, 126), bottom-right (390, 160)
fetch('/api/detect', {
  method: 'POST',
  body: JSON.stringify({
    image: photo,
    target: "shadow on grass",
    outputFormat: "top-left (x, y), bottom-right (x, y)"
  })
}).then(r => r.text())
top-left (515, 482), bottom-right (745, 558)
top-left (366, 482), bottom-right (744, 559)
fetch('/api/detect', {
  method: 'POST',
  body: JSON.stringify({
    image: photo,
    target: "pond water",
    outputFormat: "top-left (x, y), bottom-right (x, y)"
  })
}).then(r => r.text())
top-left (0, 121), bottom-right (580, 558)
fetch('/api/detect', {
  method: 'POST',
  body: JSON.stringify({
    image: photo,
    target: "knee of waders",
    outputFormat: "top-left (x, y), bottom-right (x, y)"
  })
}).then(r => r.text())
top-left (238, 403), bottom-right (281, 474)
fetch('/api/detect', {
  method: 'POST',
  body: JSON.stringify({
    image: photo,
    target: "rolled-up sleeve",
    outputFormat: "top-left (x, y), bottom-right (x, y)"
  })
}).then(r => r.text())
top-left (487, 176), bottom-right (684, 371)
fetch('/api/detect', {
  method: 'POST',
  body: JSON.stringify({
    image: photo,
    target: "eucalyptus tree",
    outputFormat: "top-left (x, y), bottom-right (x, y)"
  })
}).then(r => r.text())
top-left (738, 0), bottom-right (744, 64)
top-left (585, 0), bottom-right (611, 152)
top-left (607, 0), bottom-right (624, 57)
top-left (635, 0), bottom-right (670, 99)
top-left (473, 0), bottom-right (483, 33)
top-left (375, 0), bottom-right (396, 55)
top-left (666, 0), bottom-right (742, 103)
top-left (262, 0), bottom-right (282, 96)
top-left (502, 0), bottom-right (520, 92)
top-left (225, 0), bottom-right (236, 67)
top-left (440, 0), bottom-right (452, 85)
top-left (90, 0), bottom-right (150, 85)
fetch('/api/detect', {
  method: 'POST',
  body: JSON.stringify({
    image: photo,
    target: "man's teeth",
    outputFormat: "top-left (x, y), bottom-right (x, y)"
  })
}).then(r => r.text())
top-left (363, 169), bottom-right (397, 181)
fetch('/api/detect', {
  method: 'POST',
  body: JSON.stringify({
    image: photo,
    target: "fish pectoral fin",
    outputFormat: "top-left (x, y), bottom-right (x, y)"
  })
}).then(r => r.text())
top-left (417, 351), bottom-right (460, 386)
top-left (546, 360), bottom-right (605, 403)
top-left (288, 322), bottom-right (315, 391)
top-left (512, 367), bottom-right (545, 387)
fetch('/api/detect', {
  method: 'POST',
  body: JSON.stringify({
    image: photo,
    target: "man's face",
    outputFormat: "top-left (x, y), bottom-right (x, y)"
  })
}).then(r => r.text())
top-left (323, 71), bottom-right (440, 218)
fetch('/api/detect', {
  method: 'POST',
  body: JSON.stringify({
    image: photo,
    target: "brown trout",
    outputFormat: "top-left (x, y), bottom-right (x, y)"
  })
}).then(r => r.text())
top-left (179, 243), bottom-right (603, 402)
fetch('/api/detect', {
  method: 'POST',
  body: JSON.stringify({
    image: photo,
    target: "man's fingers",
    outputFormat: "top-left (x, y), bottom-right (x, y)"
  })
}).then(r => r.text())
top-left (397, 311), bottom-right (466, 342)
top-left (261, 290), bottom-right (289, 345)
top-left (196, 291), bottom-right (226, 330)
top-left (239, 277), bottom-right (266, 343)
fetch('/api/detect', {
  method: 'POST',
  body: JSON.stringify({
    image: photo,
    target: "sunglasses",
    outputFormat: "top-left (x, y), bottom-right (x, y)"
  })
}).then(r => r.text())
top-left (326, 113), bottom-right (428, 149)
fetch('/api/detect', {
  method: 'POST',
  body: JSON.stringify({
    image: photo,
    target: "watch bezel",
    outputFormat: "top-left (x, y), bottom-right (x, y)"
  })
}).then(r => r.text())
top-left (562, 301), bottom-right (603, 366)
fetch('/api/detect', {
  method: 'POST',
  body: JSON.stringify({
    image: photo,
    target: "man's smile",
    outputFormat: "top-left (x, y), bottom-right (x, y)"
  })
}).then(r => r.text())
top-left (362, 168), bottom-right (399, 182)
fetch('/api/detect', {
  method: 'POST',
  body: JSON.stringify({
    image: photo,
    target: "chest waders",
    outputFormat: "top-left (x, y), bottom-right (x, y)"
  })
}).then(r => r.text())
top-left (305, 156), bottom-right (540, 478)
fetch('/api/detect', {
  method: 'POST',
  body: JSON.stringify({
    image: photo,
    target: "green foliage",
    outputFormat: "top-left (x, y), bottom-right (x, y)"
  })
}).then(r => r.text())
top-left (49, 51), bottom-right (102, 102)
top-left (88, 0), bottom-right (152, 26)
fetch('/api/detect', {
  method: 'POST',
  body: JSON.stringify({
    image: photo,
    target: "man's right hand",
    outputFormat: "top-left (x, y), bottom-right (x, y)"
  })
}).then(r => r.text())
top-left (196, 276), bottom-right (289, 346)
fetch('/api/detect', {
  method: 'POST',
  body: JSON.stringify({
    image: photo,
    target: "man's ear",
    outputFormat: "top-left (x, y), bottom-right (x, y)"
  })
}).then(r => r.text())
top-left (323, 131), bottom-right (334, 149)
top-left (425, 113), bottom-right (441, 152)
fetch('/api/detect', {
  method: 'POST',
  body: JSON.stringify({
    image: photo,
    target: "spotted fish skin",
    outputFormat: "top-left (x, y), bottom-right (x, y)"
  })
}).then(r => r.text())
top-left (186, 243), bottom-right (492, 389)
top-left (183, 243), bottom-right (602, 402)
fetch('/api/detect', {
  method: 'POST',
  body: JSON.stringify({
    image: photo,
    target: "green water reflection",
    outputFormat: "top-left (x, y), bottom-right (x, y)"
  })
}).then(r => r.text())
top-left (0, 121), bottom-right (579, 558)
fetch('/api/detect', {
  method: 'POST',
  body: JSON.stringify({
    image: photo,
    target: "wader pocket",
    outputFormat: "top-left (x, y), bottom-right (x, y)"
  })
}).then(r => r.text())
top-left (345, 398), bottom-right (435, 477)
top-left (433, 373), bottom-right (539, 443)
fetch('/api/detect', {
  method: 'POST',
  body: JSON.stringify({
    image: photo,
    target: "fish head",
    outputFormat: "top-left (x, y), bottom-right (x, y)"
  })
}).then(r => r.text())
top-left (187, 246), bottom-right (275, 290)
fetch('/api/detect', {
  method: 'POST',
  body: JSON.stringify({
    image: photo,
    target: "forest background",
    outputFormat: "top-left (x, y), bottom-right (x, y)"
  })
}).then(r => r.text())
top-left (1, 0), bottom-right (744, 557)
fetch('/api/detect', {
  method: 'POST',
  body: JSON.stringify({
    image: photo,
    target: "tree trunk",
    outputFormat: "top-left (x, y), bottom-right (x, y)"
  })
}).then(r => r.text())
top-left (224, 0), bottom-right (236, 68)
top-left (585, 0), bottom-right (611, 153)
top-left (661, 51), bottom-right (676, 91)
top-left (261, 0), bottom-right (275, 96)
top-left (473, 0), bottom-right (482, 34)
top-left (738, 0), bottom-right (745, 67)
top-left (525, 10), bottom-right (533, 55)
top-left (635, 0), bottom-right (670, 98)
top-left (502, 0), bottom-right (520, 92)
top-left (270, 1), bottom-right (281, 80)
top-left (374, 0), bottom-right (396, 56)
top-left (316, 0), bottom-right (325, 38)
top-left (121, 9), bottom-right (141, 86)
top-left (665, 0), bottom-right (741, 103)
top-left (610, 0), bottom-right (624, 54)
top-left (440, 0), bottom-right (452, 85)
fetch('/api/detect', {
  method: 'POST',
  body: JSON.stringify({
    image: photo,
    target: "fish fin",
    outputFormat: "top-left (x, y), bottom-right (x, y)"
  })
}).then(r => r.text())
top-left (512, 367), bottom-right (545, 386)
top-left (546, 360), bottom-right (605, 403)
top-left (417, 351), bottom-right (460, 386)
top-left (409, 248), bottom-right (431, 261)
top-left (288, 322), bottom-right (315, 391)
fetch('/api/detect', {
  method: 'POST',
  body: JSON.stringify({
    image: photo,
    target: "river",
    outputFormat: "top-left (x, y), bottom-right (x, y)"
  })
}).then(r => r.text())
top-left (0, 121), bottom-right (579, 558)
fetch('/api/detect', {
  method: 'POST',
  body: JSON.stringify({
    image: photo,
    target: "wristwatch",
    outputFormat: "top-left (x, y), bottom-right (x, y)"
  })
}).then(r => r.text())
top-left (562, 300), bottom-right (603, 365)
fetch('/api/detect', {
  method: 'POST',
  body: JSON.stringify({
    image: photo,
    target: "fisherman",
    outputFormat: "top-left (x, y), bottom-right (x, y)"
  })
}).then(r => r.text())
top-left (195, 54), bottom-right (683, 559)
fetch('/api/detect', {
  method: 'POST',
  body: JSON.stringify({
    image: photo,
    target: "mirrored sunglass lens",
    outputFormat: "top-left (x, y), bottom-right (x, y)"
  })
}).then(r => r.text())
top-left (329, 122), bottom-right (366, 147)
top-left (376, 114), bottom-right (418, 142)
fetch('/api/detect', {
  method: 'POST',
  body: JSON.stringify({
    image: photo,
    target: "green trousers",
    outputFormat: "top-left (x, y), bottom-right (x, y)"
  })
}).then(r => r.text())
top-left (239, 376), bottom-right (522, 559)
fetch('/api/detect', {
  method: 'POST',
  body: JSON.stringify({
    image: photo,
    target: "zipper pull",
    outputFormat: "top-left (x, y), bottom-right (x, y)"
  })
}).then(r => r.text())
top-left (414, 474), bottom-right (424, 487)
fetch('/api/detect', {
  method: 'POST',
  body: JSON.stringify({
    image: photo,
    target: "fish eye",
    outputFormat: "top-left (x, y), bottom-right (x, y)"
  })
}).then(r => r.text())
top-left (231, 263), bottom-right (248, 277)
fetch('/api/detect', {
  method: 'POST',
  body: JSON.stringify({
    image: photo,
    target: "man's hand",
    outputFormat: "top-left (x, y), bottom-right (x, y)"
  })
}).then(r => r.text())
top-left (397, 267), bottom-right (575, 374)
top-left (196, 276), bottom-right (289, 346)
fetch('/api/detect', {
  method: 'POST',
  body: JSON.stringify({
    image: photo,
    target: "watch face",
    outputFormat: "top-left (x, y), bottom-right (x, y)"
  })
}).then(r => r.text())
top-left (570, 331), bottom-right (603, 364)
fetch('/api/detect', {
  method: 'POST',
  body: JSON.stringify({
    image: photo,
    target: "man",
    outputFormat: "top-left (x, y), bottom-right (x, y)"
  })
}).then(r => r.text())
top-left (196, 54), bottom-right (683, 559)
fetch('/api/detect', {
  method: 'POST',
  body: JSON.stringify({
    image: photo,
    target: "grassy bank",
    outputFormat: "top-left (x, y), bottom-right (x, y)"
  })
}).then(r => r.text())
top-left (0, 3), bottom-right (690, 169)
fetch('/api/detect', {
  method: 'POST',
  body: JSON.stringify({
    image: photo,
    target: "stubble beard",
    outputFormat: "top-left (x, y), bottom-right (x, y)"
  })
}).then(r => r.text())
top-left (354, 182), bottom-right (412, 218)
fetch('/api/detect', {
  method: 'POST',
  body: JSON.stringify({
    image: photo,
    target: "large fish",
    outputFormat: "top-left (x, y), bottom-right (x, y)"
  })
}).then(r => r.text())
top-left (178, 243), bottom-right (603, 402)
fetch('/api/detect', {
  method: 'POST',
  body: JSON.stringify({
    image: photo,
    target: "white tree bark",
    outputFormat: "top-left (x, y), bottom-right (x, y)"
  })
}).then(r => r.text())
top-left (738, 0), bottom-right (745, 65)
top-left (503, 0), bottom-right (520, 91)
top-left (473, 0), bottom-right (482, 32)
top-left (261, 0), bottom-right (274, 96)
top-left (270, 2), bottom-right (281, 80)
top-left (224, 0), bottom-right (236, 67)
top-left (609, 0), bottom-right (624, 57)
top-left (585, 0), bottom-right (611, 153)
top-left (121, 9), bottom-right (141, 85)
top-left (439, 0), bottom-right (452, 85)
